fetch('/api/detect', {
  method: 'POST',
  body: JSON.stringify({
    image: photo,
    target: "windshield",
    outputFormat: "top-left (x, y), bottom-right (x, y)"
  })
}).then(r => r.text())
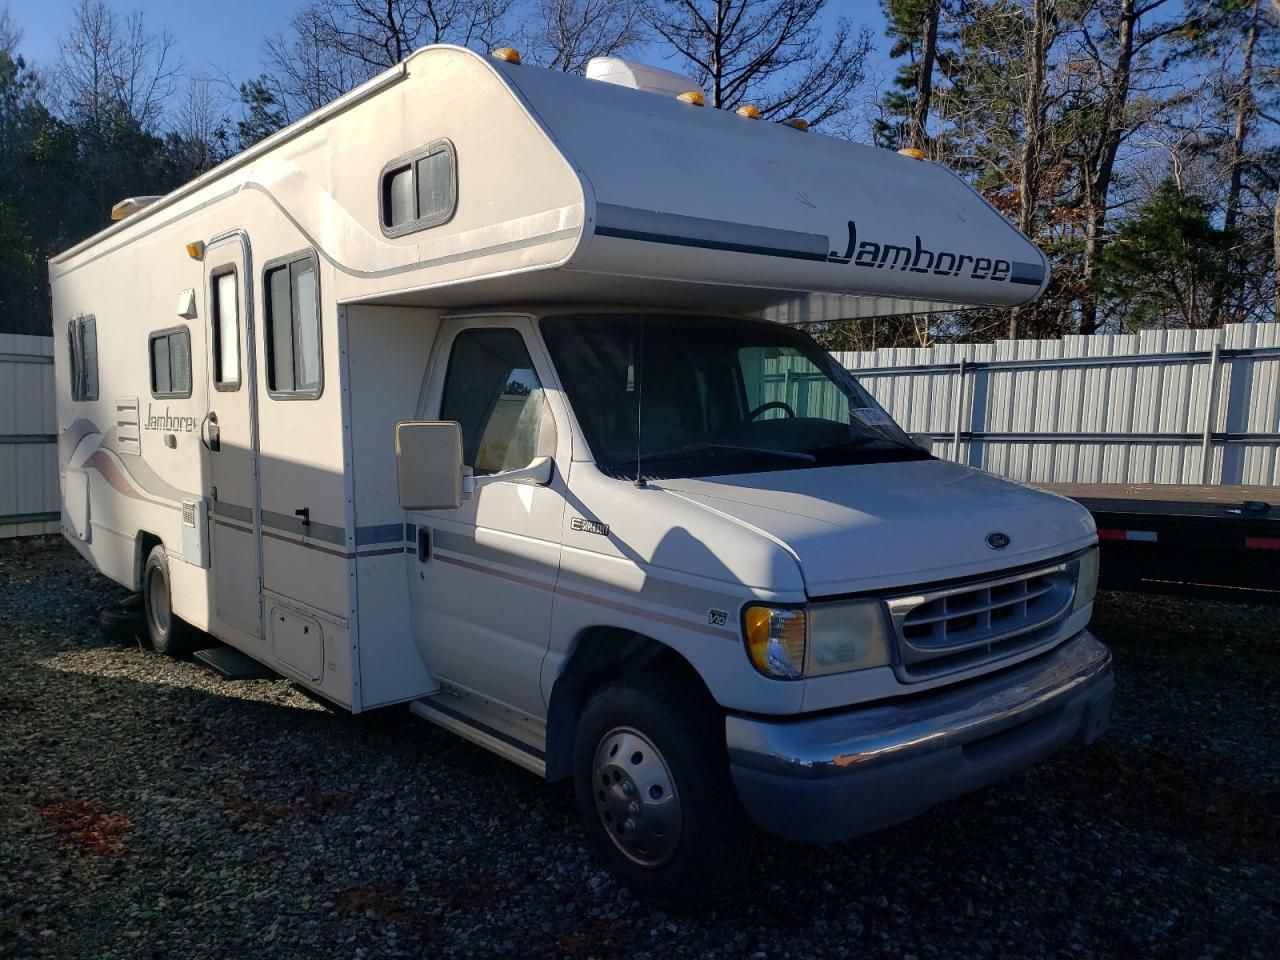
top-left (540, 314), bottom-right (928, 480)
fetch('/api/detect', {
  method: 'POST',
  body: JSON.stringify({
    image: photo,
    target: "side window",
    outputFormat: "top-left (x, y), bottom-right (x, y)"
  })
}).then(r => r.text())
top-left (380, 140), bottom-right (457, 236)
top-left (67, 315), bottom-right (98, 402)
top-left (440, 329), bottom-right (548, 476)
top-left (211, 269), bottom-right (241, 390)
top-left (264, 254), bottom-right (322, 398)
top-left (149, 328), bottom-right (192, 399)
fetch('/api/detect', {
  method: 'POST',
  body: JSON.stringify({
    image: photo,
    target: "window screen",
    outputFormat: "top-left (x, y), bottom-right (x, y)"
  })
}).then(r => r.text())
top-left (67, 315), bottom-right (99, 402)
top-left (440, 329), bottom-right (547, 475)
top-left (211, 271), bottom-right (240, 389)
top-left (264, 254), bottom-right (322, 398)
top-left (380, 140), bottom-right (456, 235)
top-left (149, 328), bottom-right (192, 399)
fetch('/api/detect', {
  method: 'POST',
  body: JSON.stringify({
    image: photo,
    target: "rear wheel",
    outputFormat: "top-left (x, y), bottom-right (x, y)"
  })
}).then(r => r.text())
top-left (142, 545), bottom-right (196, 657)
top-left (572, 670), bottom-right (752, 906)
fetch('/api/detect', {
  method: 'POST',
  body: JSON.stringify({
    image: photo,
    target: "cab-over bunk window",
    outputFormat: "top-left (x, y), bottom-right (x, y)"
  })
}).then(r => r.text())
top-left (264, 253), bottom-right (322, 399)
top-left (67, 315), bottom-right (98, 402)
top-left (379, 140), bottom-right (457, 237)
top-left (149, 327), bottom-right (192, 399)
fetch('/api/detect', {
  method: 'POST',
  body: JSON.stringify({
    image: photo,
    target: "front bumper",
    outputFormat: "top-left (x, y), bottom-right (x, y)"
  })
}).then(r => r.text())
top-left (725, 631), bottom-right (1114, 843)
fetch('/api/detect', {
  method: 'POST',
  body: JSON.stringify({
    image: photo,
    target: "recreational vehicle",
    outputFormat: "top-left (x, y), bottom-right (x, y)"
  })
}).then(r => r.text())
top-left (51, 46), bottom-right (1114, 902)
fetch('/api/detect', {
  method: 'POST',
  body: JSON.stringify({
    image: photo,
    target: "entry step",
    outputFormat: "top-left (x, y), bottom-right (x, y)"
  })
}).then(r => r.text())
top-left (193, 645), bottom-right (277, 680)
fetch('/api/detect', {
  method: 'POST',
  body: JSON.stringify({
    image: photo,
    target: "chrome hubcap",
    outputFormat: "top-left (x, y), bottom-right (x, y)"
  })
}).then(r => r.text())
top-left (592, 726), bottom-right (681, 867)
top-left (148, 568), bottom-right (170, 634)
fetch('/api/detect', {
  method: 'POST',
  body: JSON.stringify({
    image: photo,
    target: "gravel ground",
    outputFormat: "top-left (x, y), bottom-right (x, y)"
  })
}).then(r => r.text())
top-left (1, 537), bottom-right (1277, 960)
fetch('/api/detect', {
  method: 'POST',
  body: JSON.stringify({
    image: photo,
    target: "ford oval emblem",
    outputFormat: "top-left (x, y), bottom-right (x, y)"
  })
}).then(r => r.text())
top-left (986, 532), bottom-right (1011, 550)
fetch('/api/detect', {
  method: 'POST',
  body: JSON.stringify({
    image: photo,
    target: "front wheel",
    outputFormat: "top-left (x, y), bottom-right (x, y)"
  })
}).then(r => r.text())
top-left (142, 545), bottom-right (196, 657)
top-left (572, 670), bottom-right (752, 906)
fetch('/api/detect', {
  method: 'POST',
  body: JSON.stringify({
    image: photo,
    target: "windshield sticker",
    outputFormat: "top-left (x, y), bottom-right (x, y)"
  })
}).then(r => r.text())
top-left (852, 407), bottom-right (894, 427)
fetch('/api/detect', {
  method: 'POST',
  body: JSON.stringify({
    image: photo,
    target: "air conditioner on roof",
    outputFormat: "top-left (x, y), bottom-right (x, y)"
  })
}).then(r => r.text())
top-left (585, 57), bottom-right (701, 98)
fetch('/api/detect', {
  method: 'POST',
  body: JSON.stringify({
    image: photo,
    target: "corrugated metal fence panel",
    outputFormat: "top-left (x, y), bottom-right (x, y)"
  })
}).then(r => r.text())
top-left (836, 322), bottom-right (1280, 487)
top-left (0, 334), bottom-right (59, 539)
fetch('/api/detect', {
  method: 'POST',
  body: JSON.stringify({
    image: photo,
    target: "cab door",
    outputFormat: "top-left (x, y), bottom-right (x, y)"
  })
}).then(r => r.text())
top-left (407, 317), bottom-right (569, 719)
top-left (203, 233), bottom-right (262, 639)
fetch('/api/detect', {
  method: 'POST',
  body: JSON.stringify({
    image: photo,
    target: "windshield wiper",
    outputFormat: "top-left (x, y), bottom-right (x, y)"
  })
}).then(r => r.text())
top-left (642, 442), bottom-right (817, 464)
top-left (811, 434), bottom-right (917, 454)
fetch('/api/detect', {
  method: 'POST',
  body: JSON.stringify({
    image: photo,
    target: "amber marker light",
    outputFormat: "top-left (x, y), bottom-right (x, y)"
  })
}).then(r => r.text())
top-left (742, 604), bottom-right (807, 679)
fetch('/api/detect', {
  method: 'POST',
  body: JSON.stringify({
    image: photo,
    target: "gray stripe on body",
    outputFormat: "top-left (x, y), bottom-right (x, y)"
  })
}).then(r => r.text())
top-left (210, 499), bottom-right (252, 524)
top-left (260, 507), bottom-right (346, 546)
top-left (212, 500), bottom-right (346, 546)
top-left (558, 564), bottom-right (740, 628)
top-left (431, 527), bottom-right (557, 580)
top-left (595, 203), bottom-right (829, 260)
top-left (1010, 260), bottom-right (1046, 286)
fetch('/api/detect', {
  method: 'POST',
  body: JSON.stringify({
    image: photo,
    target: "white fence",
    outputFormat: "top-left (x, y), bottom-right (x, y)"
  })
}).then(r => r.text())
top-left (4, 323), bottom-right (1279, 542)
top-left (1, 334), bottom-right (59, 539)
top-left (836, 322), bottom-right (1280, 487)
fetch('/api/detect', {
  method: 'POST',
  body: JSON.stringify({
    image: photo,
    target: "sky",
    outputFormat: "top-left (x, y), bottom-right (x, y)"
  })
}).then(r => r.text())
top-left (6, 0), bottom-right (297, 83)
top-left (4, 0), bottom-right (893, 101)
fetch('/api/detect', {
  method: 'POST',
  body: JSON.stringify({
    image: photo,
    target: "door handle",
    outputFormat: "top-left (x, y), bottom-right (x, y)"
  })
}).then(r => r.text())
top-left (294, 507), bottom-right (311, 529)
top-left (417, 527), bottom-right (431, 563)
top-left (202, 411), bottom-right (221, 452)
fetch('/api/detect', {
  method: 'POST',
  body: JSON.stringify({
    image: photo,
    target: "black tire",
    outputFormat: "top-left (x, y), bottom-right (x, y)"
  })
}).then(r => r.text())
top-left (572, 669), bottom-right (752, 907)
top-left (98, 602), bottom-right (145, 644)
top-left (142, 545), bottom-right (196, 657)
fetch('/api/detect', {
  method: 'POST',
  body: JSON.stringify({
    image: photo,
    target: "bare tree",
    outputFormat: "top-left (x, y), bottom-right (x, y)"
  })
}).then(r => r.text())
top-left (169, 76), bottom-right (232, 173)
top-left (0, 7), bottom-right (21, 58)
top-left (263, 3), bottom-right (371, 119)
top-left (51, 0), bottom-right (181, 216)
top-left (264, 0), bottom-right (517, 118)
top-left (526, 0), bottom-right (645, 72)
top-left (54, 0), bottom-right (179, 132)
top-left (643, 0), bottom-right (874, 126)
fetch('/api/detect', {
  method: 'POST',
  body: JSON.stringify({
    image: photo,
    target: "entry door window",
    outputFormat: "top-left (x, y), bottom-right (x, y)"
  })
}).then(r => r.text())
top-left (440, 329), bottom-right (547, 476)
top-left (211, 270), bottom-right (241, 389)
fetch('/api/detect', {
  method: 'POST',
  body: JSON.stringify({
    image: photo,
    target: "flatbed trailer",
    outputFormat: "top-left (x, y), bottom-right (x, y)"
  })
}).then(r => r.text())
top-left (1038, 483), bottom-right (1279, 605)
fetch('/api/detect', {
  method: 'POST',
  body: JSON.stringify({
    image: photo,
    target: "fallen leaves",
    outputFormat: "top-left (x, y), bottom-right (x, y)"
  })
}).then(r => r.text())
top-left (38, 797), bottom-right (131, 856)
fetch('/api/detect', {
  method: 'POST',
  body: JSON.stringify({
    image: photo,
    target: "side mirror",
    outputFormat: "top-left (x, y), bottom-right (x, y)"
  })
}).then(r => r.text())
top-left (396, 421), bottom-right (465, 511)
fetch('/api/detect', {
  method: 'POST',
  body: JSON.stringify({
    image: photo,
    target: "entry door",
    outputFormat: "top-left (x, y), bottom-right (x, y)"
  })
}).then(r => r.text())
top-left (408, 317), bottom-right (568, 719)
top-left (204, 234), bottom-right (262, 638)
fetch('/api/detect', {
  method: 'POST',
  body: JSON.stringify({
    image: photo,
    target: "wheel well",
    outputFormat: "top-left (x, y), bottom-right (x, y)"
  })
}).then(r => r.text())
top-left (543, 627), bottom-right (713, 781)
top-left (134, 531), bottom-right (162, 591)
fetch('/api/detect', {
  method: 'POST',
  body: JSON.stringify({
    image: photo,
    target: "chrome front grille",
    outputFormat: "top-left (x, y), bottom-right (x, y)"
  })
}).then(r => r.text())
top-left (887, 562), bottom-right (1076, 681)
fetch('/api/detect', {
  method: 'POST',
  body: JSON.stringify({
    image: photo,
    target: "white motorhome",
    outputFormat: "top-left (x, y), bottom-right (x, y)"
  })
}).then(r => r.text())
top-left (51, 46), bottom-right (1113, 903)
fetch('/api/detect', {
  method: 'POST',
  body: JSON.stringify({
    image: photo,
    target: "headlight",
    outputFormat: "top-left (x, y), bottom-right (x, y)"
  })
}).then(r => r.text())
top-left (742, 600), bottom-right (892, 680)
top-left (1072, 548), bottom-right (1099, 612)
top-left (806, 599), bottom-right (892, 676)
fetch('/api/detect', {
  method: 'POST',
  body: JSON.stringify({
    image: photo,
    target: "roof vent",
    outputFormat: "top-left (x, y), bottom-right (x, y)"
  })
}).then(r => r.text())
top-left (585, 57), bottom-right (701, 98)
top-left (110, 196), bottom-right (163, 221)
